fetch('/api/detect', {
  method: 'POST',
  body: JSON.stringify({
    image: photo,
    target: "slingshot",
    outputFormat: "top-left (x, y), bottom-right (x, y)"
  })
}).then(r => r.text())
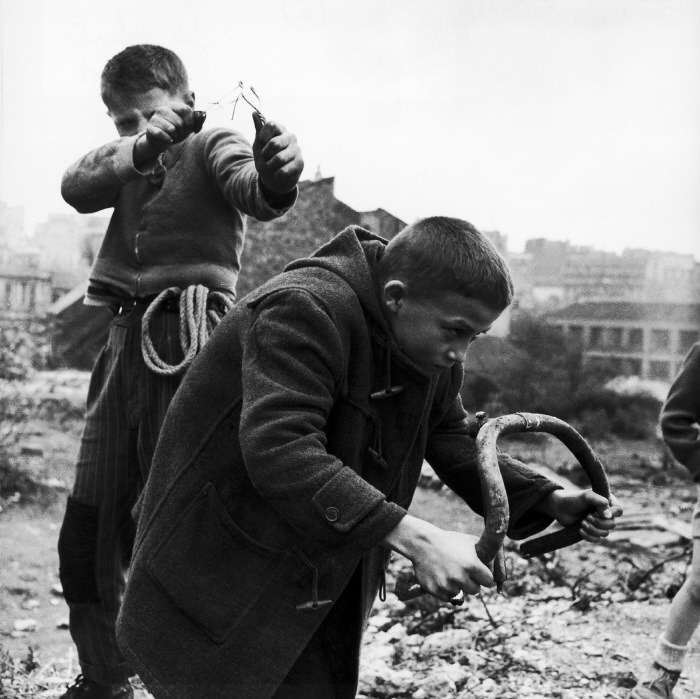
top-left (192, 81), bottom-right (266, 133)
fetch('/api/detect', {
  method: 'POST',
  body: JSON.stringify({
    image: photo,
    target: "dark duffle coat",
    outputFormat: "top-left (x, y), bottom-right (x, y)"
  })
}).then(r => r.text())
top-left (117, 226), bottom-right (560, 698)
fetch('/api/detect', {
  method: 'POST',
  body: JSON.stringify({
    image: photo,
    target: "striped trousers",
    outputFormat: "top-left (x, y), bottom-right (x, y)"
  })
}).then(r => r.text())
top-left (58, 306), bottom-right (183, 685)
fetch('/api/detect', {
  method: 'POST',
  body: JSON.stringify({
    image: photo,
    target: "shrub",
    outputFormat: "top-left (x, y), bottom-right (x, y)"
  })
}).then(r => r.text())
top-left (569, 388), bottom-right (661, 440)
top-left (571, 408), bottom-right (612, 440)
top-left (475, 313), bottom-right (664, 440)
top-left (0, 328), bottom-right (44, 504)
top-left (0, 327), bottom-right (46, 379)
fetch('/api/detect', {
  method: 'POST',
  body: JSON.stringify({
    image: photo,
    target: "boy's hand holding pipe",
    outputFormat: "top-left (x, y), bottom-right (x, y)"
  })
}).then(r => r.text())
top-left (536, 489), bottom-right (623, 543)
top-left (383, 514), bottom-right (495, 603)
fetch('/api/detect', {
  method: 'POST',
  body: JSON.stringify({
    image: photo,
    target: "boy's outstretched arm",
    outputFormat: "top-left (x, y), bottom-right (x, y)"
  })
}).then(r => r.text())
top-left (252, 112), bottom-right (304, 201)
top-left (382, 514), bottom-right (495, 602)
top-left (61, 101), bottom-right (199, 213)
top-left (534, 489), bottom-right (623, 543)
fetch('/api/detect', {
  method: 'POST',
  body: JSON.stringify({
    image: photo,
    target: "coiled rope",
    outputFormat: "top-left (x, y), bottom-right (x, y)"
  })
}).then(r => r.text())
top-left (141, 284), bottom-right (234, 376)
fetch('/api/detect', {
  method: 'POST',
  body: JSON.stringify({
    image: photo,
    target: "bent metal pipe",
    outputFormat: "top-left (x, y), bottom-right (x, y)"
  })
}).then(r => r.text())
top-left (394, 412), bottom-right (611, 602)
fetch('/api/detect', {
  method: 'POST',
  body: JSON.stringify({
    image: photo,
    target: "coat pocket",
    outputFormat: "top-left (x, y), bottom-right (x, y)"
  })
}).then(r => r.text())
top-left (147, 481), bottom-right (289, 644)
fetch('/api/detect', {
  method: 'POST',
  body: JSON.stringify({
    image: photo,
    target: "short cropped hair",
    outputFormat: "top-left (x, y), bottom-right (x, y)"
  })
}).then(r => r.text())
top-left (376, 217), bottom-right (514, 310)
top-left (101, 44), bottom-right (190, 104)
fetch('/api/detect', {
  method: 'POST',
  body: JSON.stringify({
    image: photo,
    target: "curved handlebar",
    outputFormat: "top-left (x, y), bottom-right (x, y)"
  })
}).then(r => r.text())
top-left (505, 412), bottom-right (611, 557)
top-left (394, 411), bottom-right (610, 601)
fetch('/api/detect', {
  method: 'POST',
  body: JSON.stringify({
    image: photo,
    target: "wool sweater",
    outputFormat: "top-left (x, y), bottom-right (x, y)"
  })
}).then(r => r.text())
top-left (660, 342), bottom-right (700, 481)
top-left (117, 226), bottom-right (561, 698)
top-left (61, 127), bottom-right (295, 305)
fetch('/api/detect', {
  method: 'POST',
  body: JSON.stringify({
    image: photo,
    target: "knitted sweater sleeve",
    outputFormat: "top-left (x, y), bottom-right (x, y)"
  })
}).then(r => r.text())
top-left (202, 129), bottom-right (297, 221)
top-left (660, 343), bottom-right (700, 481)
top-left (61, 136), bottom-right (141, 213)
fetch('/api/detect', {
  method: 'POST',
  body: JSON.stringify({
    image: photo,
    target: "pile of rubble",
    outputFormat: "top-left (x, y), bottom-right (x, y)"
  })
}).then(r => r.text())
top-left (358, 512), bottom-right (695, 698)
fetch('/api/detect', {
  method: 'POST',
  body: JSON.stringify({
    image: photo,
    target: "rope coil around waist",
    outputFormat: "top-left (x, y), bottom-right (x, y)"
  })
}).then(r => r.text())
top-left (141, 284), bottom-right (234, 376)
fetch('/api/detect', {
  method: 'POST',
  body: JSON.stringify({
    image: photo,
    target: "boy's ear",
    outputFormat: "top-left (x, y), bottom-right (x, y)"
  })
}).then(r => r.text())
top-left (382, 280), bottom-right (406, 313)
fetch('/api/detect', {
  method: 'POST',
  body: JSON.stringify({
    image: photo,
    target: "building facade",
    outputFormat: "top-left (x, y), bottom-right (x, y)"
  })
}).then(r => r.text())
top-left (511, 238), bottom-right (699, 311)
top-left (0, 202), bottom-right (107, 327)
top-left (546, 301), bottom-right (700, 382)
top-left (0, 203), bottom-right (53, 328)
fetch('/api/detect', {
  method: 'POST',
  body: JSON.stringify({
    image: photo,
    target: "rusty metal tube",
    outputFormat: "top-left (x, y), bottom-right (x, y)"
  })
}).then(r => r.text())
top-left (394, 411), bottom-right (611, 601)
top-left (395, 415), bottom-right (511, 601)
top-left (473, 416), bottom-right (510, 589)
top-left (506, 412), bottom-right (611, 558)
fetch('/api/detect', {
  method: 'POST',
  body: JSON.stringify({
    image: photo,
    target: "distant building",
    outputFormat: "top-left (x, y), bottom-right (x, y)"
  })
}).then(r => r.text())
top-left (0, 202), bottom-right (52, 327)
top-left (512, 238), bottom-right (699, 310)
top-left (0, 203), bottom-right (109, 327)
top-left (235, 175), bottom-right (407, 298)
top-left (0, 270), bottom-right (53, 328)
top-left (546, 301), bottom-right (700, 381)
top-left (33, 212), bottom-right (109, 297)
top-left (0, 201), bottom-right (29, 251)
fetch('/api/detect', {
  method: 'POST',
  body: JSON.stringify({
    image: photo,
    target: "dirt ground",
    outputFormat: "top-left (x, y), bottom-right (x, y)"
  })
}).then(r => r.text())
top-left (1, 372), bottom-right (699, 698)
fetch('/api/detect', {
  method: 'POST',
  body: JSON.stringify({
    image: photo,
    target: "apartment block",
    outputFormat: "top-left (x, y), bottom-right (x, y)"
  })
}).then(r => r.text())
top-left (546, 301), bottom-right (700, 382)
top-left (512, 238), bottom-right (699, 310)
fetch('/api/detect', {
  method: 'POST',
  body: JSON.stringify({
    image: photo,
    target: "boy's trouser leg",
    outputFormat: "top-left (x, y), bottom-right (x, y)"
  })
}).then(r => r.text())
top-left (275, 574), bottom-right (362, 699)
top-left (273, 633), bottom-right (358, 699)
top-left (58, 309), bottom-right (182, 685)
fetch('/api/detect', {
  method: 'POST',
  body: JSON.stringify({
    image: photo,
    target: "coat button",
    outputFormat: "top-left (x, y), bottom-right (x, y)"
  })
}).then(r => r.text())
top-left (325, 506), bottom-right (340, 522)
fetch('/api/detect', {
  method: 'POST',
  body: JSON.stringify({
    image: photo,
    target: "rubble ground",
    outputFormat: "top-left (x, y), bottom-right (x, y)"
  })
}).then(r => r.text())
top-left (1, 371), bottom-right (699, 698)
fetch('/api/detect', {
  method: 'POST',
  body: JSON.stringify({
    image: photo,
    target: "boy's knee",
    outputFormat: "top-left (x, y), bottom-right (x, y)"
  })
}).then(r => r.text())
top-left (58, 496), bottom-right (101, 604)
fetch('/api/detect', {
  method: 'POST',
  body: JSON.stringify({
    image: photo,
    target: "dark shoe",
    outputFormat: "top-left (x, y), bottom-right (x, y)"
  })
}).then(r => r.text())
top-left (60, 674), bottom-right (133, 699)
top-left (630, 665), bottom-right (680, 699)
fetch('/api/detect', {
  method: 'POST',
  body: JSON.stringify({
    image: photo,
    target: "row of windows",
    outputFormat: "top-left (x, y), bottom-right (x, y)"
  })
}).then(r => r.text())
top-left (0, 280), bottom-right (44, 312)
top-left (566, 325), bottom-right (698, 354)
top-left (587, 356), bottom-right (677, 382)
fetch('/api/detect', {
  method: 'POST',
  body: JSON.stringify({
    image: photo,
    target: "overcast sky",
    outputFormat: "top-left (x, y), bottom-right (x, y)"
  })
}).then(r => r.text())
top-left (1, 0), bottom-right (699, 258)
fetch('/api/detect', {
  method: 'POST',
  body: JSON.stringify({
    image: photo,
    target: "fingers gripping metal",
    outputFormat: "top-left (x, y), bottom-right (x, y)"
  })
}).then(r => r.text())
top-left (395, 412), bottom-right (610, 601)
top-left (502, 413), bottom-right (612, 558)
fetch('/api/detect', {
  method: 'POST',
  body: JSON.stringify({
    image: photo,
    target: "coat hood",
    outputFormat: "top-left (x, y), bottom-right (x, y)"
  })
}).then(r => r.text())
top-left (284, 225), bottom-right (390, 331)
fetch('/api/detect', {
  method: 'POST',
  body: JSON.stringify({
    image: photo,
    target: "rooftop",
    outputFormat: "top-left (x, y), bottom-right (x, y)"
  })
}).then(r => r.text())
top-left (547, 301), bottom-right (700, 324)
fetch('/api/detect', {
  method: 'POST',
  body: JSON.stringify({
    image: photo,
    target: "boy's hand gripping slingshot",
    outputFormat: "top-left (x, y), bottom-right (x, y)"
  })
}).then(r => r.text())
top-left (395, 412), bottom-right (611, 602)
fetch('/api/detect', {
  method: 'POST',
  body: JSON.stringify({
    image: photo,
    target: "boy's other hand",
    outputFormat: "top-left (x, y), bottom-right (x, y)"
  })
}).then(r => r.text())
top-left (383, 515), bottom-right (494, 603)
top-left (541, 489), bottom-right (623, 543)
top-left (252, 115), bottom-right (304, 196)
top-left (135, 103), bottom-right (197, 163)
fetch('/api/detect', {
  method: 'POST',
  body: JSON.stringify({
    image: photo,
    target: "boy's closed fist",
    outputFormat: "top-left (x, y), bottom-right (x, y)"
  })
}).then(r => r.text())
top-left (252, 114), bottom-right (304, 195)
top-left (542, 489), bottom-right (623, 542)
top-left (144, 103), bottom-right (197, 152)
top-left (411, 528), bottom-right (495, 602)
top-left (384, 514), bottom-right (495, 603)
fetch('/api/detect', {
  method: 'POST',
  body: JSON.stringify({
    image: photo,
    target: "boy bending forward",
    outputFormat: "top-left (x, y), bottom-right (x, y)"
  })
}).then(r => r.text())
top-left (117, 218), bottom-right (620, 698)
